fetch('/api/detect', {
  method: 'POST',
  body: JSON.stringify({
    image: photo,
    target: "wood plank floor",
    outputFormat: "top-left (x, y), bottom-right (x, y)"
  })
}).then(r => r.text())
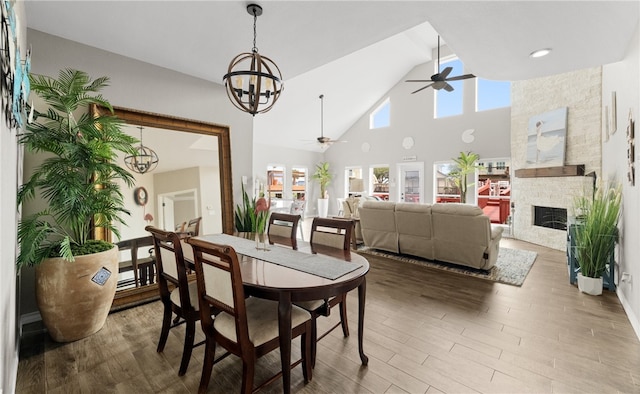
top-left (16, 238), bottom-right (640, 393)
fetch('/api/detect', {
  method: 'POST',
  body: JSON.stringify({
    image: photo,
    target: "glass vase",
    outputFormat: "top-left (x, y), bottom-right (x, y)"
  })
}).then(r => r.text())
top-left (255, 231), bottom-right (269, 251)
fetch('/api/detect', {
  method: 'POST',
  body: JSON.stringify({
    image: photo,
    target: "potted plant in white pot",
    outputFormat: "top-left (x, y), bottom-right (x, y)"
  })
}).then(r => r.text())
top-left (312, 161), bottom-right (333, 218)
top-left (573, 182), bottom-right (622, 295)
top-left (17, 69), bottom-right (137, 342)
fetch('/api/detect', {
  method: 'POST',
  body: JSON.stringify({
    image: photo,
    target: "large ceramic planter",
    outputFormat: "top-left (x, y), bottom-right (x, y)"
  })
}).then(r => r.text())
top-left (35, 245), bottom-right (119, 342)
top-left (577, 273), bottom-right (603, 296)
top-left (317, 198), bottom-right (329, 218)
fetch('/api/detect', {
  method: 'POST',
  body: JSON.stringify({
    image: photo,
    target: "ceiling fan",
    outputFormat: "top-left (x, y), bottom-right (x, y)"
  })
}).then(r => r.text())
top-left (406, 35), bottom-right (475, 94)
top-left (314, 94), bottom-right (346, 146)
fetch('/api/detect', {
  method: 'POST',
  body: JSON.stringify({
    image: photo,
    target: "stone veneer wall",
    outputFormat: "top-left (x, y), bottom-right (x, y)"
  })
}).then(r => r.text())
top-left (511, 67), bottom-right (602, 250)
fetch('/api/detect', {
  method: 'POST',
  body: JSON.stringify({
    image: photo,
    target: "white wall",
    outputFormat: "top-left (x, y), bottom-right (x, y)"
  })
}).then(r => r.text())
top-left (602, 23), bottom-right (640, 339)
top-left (324, 58), bottom-right (512, 215)
top-left (2, 3), bottom-right (25, 392)
top-left (20, 29), bottom-right (254, 316)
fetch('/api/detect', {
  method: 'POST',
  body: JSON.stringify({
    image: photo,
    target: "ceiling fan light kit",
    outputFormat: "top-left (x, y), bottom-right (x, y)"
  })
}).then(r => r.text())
top-left (406, 35), bottom-right (475, 94)
top-left (223, 4), bottom-right (283, 116)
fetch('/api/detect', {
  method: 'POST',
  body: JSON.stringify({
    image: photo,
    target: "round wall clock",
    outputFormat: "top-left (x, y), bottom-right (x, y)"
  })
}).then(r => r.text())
top-left (134, 187), bottom-right (148, 206)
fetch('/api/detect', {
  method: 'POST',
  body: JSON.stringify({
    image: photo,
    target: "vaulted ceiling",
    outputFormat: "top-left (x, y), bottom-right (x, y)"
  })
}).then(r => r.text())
top-left (25, 1), bottom-right (639, 152)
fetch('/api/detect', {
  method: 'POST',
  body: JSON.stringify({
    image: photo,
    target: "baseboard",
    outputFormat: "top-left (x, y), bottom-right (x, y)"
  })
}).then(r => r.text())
top-left (617, 289), bottom-right (640, 341)
top-left (20, 311), bottom-right (42, 331)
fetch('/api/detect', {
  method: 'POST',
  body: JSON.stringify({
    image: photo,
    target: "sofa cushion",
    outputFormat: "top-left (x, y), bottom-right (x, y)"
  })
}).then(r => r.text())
top-left (358, 201), bottom-right (398, 253)
top-left (395, 203), bottom-right (435, 260)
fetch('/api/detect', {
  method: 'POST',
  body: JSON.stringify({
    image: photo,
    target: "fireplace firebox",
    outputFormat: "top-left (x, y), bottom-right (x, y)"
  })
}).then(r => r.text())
top-left (533, 206), bottom-right (567, 231)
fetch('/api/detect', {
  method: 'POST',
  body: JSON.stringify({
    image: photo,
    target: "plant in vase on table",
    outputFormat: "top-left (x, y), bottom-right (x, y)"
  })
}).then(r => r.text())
top-left (17, 69), bottom-right (138, 342)
top-left (234, 182), bottom-right (270, 249)
top-left (572, 181), bottom-right (622, 295)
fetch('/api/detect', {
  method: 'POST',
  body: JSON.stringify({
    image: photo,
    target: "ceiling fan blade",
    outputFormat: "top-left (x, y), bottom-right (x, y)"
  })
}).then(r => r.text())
top-left (432, 81), bottom-right (447, 90)
top-left (443, 82), bottom-right (455, 92)
top-left (438, 67), bottom-right (453, 79)
top-left (444, 73), bottom-right (476, 82)
top-left (405, 79), bottom-right (431, 82)
top-left (411, 84), bottom-right (434, 94)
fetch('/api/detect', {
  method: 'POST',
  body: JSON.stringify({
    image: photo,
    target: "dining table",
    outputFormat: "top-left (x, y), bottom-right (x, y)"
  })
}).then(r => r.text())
top-left (181, 232), bottom-right (370, 393)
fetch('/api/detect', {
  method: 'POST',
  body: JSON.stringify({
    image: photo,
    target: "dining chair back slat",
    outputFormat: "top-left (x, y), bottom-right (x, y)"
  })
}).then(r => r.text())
top-left (268, 212), bottom-right (301, 250)
top-left (310, 217), bottom-right (354, 251)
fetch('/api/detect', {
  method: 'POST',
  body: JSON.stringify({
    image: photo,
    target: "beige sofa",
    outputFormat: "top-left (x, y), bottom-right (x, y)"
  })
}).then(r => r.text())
top-left (359, 201), bottom-right (503, 270)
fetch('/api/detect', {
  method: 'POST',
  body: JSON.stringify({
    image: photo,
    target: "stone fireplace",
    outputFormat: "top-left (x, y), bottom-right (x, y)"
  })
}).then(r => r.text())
top-left (510, 67), bottom-right (602, 250)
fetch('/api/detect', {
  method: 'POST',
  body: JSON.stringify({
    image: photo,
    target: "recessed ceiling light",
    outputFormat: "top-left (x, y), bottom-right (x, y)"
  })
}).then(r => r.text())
top-left (529, 48), bottom-right (552, 58)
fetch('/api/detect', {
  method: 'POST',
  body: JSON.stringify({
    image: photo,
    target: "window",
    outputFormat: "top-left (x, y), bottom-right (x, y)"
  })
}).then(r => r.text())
top-left (369, 98), bottom-right (390, 129)
top-left (345, 167), bottom-right (364, 196)
top-left (435, 58), bottom-right (464, 118)
top-left (476, 79), bottom-right (511, 111)
top-left (291, 167), bottom-right (306, 200)
top-left (266, 165), bottom-right (285, 200)
top-left (370, 165), bottom-right (389, 200)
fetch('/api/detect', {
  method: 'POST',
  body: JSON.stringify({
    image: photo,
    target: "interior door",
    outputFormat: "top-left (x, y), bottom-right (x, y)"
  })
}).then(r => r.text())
top-left (397, 162), bottom-right (424, 203)
top-left (161, 196), bottom-right (175, 231)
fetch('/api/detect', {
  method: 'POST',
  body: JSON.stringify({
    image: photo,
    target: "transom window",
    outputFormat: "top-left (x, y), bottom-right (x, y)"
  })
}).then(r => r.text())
top-left (370, 98), bottom-right (390, 129)
top-left (435, 58), bottom-right (464, 118)
top-left (476, 78), bottom-right (511, 111)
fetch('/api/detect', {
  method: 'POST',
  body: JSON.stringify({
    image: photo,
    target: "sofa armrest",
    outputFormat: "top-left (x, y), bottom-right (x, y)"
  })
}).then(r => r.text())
top-left (491, 226), bottom-right (504, 241)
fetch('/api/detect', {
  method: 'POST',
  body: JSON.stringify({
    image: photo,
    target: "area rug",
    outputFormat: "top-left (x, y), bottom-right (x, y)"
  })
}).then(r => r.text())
top-left (357, 246), bottom-right (537, 286)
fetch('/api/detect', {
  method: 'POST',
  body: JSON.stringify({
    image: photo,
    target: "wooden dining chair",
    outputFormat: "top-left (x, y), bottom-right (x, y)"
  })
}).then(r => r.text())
top-left (185, 216), bottom-right (202, 236)
top-left (268, 212), bottom-right (302, 250)
top-left (297, 217), bottom-right (354, 366)
top-left (187, 237), bottom-right (313, 394)
top-left (145, 226), bottom-right (203, 376)
top-left (116, 235), bottom-right (156, 288)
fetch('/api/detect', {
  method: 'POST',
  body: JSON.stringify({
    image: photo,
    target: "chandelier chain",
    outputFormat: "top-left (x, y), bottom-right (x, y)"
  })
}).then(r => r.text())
top-left (252, 9), bottom-right (258, 53)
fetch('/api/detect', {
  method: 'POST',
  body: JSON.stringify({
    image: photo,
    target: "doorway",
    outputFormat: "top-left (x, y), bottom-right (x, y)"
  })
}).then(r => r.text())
top-left (397, 162), bottom-right (424, 203)
top-left (157, 189), bottom-right (198, 231)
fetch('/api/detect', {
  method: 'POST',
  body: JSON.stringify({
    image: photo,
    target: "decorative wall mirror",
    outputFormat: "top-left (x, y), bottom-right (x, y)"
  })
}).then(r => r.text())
top-left (91, 105), bottom-right (234, 310)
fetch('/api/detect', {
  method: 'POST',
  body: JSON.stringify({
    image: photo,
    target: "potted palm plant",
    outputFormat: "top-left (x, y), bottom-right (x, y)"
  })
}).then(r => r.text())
top-left (572, 182), bottom-right (622, 295)
top-left (17, 69), bottom-right (137, 342)
top-left (312, 161), bottom-right (333, 218)
top-left (449, 151), bottom-right (480, 203)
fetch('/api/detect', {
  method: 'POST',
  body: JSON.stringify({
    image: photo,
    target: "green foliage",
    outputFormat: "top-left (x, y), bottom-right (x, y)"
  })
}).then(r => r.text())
top-left (234, 183), bottom-right (256, 232)
top-left (311, 161), bottom-right (333, 198)
top-left (573, 182), bottom-right (622, 278)
top-left (449, 151), bottom-right (480, 203)
top-left (17, 69), bottom-right (137, 268)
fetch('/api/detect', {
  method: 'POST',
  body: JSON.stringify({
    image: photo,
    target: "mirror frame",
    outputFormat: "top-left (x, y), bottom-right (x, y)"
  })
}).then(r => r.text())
top-left (91, 105), bottom-right (234, 310)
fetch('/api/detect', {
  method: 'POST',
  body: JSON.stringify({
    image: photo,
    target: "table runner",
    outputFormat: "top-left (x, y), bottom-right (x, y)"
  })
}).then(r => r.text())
top-left (194, 234), bottom-right (362, 280)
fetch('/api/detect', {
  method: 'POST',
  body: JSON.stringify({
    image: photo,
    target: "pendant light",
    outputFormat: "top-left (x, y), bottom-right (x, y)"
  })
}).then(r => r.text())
top-left (124, 126), bottom-right (159, 174)
top-left (223, 4), bottom-right (283, 116)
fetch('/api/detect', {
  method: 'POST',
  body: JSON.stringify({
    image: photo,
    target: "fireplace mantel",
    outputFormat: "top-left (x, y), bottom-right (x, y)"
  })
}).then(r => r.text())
top-left (514, 165), bottom-right (585, 178)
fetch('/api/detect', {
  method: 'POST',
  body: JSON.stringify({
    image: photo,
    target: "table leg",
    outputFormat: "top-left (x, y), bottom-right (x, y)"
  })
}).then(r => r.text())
top-left (278, 292), bottom-right (292, 394)
top-left (358, 278), bottom-right (368, 365)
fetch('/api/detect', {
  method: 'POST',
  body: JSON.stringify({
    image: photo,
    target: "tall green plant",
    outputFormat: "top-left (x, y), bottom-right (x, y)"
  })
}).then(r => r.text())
top-left (312, 161), bottom-right (333, 199)
top-left (449, 151), bottom-right (480, 203)
top-left (17, 69), bottom-right (137, 268)
top-left (573, 182), bottom-right (622, 278)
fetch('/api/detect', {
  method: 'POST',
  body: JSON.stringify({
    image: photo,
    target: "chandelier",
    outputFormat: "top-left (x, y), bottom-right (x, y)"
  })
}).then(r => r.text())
top-left (223, 4), bottom-right (283, 116)
top-left (124, 126), bottom-right (159, 174)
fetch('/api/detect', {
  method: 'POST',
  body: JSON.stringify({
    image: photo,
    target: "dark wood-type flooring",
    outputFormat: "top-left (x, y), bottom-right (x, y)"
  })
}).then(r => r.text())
top-left (16, 238), bottom-right (640, 393)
